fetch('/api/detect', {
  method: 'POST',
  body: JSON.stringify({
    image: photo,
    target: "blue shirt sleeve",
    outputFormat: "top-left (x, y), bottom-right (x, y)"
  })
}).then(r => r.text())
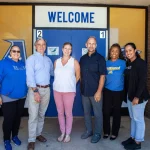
top-left (49, 59), bottom-right (54, 76)
top-left (123, 60), bottom-right (126, 70)
top-left (26, 56), bottom-right (36, 87)
top-left (0, 60), bottom-right (4, 84)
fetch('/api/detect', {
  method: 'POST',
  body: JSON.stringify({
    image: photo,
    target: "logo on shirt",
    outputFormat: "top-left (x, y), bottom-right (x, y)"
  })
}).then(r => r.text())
top-left (126, 66), bottom-right (132, 70)
top-left (107, 66), bottom-right (120, 74)
top-left (13, 66), bottom-right (26, 70)
top-left (47, 47), bottom-right (59, 55)
top-left (3, 39), bottom-right (27, 62)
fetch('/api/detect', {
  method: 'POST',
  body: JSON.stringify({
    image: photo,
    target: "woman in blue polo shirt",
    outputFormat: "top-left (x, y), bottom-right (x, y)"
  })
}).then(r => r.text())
top-left (0, 45), bottom-right (27, 150)
top-left (103, 43), bottom-right (126, 140)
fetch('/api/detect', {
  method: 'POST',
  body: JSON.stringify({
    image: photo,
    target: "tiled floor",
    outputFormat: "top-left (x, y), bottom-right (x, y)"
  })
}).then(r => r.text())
top-left (0, 117), bottom-right (149, 150)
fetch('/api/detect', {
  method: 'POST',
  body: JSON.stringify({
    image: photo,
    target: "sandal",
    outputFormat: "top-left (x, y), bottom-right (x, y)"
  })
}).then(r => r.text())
top-left (63, 135), bottom-right (71, 143)
top-left (57, 134), bottom-right (65, 142)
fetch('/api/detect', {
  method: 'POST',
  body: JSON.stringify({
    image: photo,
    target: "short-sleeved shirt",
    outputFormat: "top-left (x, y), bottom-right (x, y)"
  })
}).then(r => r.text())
top-left (80, 51), bottom-right (107, 96)
top-left (105, 59), bottom-right (126, 91)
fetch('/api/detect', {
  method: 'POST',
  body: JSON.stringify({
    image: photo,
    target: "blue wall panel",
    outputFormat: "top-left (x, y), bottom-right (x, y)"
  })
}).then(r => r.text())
top-left (35, 29), bottom-right (107, 116)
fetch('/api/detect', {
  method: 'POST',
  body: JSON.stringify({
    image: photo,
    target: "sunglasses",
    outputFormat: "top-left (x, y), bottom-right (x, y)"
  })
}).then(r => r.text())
top-left (11, 50), bottom-right (20, 53)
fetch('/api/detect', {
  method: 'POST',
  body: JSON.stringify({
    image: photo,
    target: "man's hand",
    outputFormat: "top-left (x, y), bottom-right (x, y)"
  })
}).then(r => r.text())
top-left (0, 96), bottom-right (2, 105)
top-left (132, 97), bottom-right (139, 105)
top-left (94, 91), bottom-right (101, 102)
top-left (34, 92), bottom-right (41, 103)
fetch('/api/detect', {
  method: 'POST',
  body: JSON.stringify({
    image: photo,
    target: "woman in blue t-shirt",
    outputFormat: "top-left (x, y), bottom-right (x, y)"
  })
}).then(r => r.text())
top-left (0, 45), bottom-right (27, 150)
top-left (103, 43), bottom-right (126, 140)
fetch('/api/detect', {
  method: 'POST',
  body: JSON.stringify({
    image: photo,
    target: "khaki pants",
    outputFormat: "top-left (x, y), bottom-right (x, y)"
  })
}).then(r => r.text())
top-left (27, 87), bottom-right (50, 142)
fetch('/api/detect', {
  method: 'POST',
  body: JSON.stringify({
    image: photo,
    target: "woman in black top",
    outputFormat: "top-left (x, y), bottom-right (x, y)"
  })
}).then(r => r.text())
top-left (122, 43), bottom-right (149, 150)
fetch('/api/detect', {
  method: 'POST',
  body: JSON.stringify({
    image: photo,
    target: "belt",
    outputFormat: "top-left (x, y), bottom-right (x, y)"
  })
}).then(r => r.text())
top-left (36, 84), bottom-right (50, 88)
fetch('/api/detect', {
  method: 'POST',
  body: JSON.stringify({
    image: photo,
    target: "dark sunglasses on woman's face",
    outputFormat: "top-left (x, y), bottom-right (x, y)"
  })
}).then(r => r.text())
top-left (11, 50), bottom-right (20, 53)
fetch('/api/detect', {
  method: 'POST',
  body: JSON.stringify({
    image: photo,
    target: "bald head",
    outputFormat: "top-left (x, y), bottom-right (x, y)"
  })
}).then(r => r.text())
top-left (86, 36), bottom-right (97, 43)
top-left (86, 36), bottom-right (97, 55)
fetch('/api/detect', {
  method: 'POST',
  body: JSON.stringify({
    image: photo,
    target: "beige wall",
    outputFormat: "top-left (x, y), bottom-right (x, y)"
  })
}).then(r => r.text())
top-left (110, 8), bottom-right (146, 59)
top-left (0, 5), bottom-right (32, 59)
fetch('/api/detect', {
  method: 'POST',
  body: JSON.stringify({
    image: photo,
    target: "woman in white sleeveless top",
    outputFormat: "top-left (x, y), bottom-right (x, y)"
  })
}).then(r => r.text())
top-left (53, 42), bottom-right (80, 143)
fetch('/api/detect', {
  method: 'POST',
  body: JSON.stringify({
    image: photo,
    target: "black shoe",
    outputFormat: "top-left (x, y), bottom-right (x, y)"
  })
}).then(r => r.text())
top-left (121, 137), bottom-right (134, 146)
top-left (91, 134), bottom-right (101, 143)
top-left (81, 131), bottom-right (93, 139)
top-left (110, 136), bottom-right (117, 140)
top-left (103, 135), bottom-right (109, 139)
top-left (124, 141), bottom-right (141, 150)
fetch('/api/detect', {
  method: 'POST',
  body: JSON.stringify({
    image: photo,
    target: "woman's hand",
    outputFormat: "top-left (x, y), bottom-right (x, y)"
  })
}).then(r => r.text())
top-left (0, 96), bottom-right (2, 105)
top-left (132, 97), bottom-right (139, 105)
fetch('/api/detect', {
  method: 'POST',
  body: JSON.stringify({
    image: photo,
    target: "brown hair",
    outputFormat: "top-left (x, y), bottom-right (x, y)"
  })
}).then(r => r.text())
top-left (63, 42), bottom-right (72, 50)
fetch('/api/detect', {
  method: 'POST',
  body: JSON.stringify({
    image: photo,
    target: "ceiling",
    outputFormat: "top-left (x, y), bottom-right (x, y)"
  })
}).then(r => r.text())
top-left (0, 0), bottom-right (150, 6)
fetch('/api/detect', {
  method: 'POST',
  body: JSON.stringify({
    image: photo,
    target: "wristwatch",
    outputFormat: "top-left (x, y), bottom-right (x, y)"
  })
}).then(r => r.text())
top-left (33, 89), bottom-right (38, 93)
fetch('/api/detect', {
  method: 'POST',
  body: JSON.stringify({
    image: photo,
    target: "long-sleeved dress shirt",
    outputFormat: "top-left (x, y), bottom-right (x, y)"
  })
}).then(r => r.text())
top-left (26, 52), bottom-right (54, 87)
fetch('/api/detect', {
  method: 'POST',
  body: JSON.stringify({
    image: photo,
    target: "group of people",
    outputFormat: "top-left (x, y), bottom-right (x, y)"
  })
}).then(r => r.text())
top-left (0, 36), bottom-right (149, 150)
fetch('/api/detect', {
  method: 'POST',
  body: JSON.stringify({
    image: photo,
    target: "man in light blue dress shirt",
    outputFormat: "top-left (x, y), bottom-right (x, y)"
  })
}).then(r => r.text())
top-left (26, 38), bottom-right (53, 150)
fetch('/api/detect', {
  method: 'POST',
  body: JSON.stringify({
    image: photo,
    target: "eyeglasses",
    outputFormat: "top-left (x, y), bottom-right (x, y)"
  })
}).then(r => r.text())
top-left (12, 50), bottom-right (20, 53)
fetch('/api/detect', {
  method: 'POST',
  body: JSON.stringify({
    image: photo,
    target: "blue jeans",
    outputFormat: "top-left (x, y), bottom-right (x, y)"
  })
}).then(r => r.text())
top-left (127, 100), bottom-right (148, 142)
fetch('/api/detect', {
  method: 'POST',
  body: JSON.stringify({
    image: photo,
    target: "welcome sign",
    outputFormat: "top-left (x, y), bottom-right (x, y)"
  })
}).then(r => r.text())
top-left (35, 6), bottom-right (107, 28)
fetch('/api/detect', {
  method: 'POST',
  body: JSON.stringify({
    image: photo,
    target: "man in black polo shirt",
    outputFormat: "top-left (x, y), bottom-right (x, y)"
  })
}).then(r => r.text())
top-left (80, 36), bottom-right (106, 143)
